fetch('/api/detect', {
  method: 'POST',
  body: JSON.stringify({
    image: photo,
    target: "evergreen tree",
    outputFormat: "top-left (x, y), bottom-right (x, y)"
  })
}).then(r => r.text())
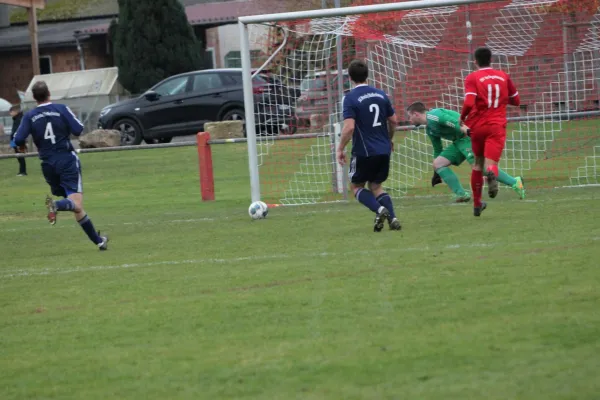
top-left (113, 0), bottom-right (203, 94)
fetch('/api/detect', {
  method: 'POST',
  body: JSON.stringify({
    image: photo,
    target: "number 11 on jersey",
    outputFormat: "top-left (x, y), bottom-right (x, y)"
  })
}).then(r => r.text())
top-left (487, 84), bottom-right (500, 109)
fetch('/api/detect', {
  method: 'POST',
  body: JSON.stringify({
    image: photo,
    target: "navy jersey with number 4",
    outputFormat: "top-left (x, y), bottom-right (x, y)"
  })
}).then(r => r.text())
top-left (14, 103), bottom-right (84, 160)
top-left (343, 84), bottom-right (395, 157)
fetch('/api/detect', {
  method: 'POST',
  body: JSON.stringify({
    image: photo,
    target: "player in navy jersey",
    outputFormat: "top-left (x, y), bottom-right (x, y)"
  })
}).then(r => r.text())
top-left (336, 60), bottom-right (401, 232)
top-left (14, 81), bottom-right (108, 250)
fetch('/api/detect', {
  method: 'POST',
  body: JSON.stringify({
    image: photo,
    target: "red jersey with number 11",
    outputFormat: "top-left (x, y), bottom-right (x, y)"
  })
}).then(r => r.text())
top-left (460, 67), bottom-right (520, 130)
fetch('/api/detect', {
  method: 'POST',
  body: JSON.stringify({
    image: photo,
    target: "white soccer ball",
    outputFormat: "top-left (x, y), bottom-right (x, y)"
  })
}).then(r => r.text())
top-left (248, 201), bottom-right (268, 220)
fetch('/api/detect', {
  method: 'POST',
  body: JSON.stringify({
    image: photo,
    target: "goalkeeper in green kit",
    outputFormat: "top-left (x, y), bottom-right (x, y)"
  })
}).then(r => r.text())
top-left (407, 102), bottom-right (525, 202)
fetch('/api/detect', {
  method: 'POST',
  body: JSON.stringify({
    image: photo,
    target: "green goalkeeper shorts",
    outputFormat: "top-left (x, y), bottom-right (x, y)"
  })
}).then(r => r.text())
top-left (439, 136), bottom-right (475, 166)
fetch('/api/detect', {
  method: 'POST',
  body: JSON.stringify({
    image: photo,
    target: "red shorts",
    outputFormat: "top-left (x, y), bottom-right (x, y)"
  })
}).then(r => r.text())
top-left (470, 125), bottom-right (506, 162)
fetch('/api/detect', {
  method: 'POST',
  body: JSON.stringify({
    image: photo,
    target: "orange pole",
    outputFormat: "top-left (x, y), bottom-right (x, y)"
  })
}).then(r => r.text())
top-left (196, 132), bottom-right (215, 201)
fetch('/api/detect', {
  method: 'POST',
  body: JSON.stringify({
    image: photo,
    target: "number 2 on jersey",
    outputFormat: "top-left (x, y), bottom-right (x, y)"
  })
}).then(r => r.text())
top-left (44, 122), bottom-right (56, 144)
top-left (487, 84), bottom-right (500, 108)
top-left (369, 103), bottom-right (382, 127)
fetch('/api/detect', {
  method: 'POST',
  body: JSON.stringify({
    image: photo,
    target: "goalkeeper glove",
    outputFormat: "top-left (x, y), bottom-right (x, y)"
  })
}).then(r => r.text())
top-left (9, 140), bottom-right (17, 149)
top-left (432, 171), bottom-right (443, 187)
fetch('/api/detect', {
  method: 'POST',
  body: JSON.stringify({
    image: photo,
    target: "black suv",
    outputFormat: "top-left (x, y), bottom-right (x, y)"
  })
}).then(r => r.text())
top-left (98, 68), bottom-right (299, 145)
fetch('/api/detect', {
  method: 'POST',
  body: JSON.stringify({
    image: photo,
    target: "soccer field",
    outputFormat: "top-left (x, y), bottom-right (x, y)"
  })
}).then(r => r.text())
top-left (1, 143), bottom-right (599, 399)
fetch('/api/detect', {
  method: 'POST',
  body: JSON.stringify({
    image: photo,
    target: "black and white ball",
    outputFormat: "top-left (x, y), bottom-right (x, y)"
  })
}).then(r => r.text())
top-left (248, 201), bottom-right (268, 220)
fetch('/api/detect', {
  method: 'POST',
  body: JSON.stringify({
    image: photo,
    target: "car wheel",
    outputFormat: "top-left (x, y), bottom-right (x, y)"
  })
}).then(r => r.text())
top-left (221, 108), bottom-right (245, 122)
top-left (264, 124), bottom-right (279, 136)
top-left (143, 137), bottom-right (173, 145)
top-left (221, 108), bottom-right (248, 137)
top-left (288, 124), bottom-right (298, 135)
top-left (113, 118), bottom-right (143, 145)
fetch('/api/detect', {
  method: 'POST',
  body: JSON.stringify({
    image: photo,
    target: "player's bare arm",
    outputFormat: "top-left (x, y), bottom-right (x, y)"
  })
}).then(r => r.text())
top-left (337, 117), bottom-right (355, 165)
top-left (388, 114), bottom-right (398, 140)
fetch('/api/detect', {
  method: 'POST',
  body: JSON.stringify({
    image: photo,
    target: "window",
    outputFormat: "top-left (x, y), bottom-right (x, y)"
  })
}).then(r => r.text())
top-left (153, 76), bottom-right (189, 96)
top-left (224, 50), bottom-right (262, 68)
top-left (192, 73), bottom-right (224, 92)
top-left (300, 73), bottom-right (350, 91)
top-left (40, 56), bottom-right (52, 75)
top-left (223, 72), bottom-right (275, 88)
top-left (225, 51), bottom-right (242, 68)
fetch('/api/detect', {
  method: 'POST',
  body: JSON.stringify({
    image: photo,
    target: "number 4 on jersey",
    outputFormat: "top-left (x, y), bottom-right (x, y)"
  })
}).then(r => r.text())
top-left (44, 122), bottom-right (56, 144)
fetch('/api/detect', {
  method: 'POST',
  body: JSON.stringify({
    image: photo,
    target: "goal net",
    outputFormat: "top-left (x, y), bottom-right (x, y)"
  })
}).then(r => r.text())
top-left (240, 0), bottom-right (600, 205)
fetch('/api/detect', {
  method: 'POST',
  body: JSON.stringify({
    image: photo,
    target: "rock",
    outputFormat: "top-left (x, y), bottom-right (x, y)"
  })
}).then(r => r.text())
top-left (0, 143), bottom-right (11, 154)
top-left (79, 129), bottom-right (121, 148)
top-left (204, 121), bottom-right (244, 139)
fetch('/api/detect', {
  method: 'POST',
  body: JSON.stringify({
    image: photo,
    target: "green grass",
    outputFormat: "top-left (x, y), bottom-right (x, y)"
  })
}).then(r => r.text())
top-left (1, 142), bottom-right (600, 400)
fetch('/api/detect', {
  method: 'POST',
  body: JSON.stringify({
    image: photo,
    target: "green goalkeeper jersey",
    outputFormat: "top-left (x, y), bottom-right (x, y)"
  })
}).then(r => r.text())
top-left (425, 108), bottom-right (464, 158)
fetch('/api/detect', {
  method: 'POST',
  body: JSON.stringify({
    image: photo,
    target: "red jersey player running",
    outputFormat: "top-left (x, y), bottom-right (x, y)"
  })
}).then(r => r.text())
top-left (460, 47), bottom-right (521, 217)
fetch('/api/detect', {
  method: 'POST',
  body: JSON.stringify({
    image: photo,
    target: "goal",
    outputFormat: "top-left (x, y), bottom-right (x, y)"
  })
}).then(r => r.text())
top-left (238, 0), bottom-right (600, 205)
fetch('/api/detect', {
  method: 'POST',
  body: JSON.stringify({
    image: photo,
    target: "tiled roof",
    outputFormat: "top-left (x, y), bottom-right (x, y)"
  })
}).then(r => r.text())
top-left (81, 0), bottom-right (302, 35)
top-left (9, 0), bottom-right (234, 23)
top-left (0, 17), bottom-right (114, 51)
top-left (0, 0), bottom-right (314, 50)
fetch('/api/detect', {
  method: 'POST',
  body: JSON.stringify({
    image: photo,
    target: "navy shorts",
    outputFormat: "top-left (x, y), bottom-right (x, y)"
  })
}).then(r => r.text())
top-left (41, 152), bottom-right (82, 198)
top-left (349, 154), bottom-right (390, 184)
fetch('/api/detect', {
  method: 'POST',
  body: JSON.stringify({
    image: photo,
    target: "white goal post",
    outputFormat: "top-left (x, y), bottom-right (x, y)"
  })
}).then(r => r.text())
top-left (238, 0), bottom-right (600, 204)
top-left (238, 0), bottom-right (497, 203)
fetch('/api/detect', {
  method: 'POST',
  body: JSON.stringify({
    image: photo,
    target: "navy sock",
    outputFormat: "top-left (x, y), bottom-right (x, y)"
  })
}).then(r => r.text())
top-left (78, 214), bottom-right (102, 245)
top-left (356, 188), bottom-right (381, 213)
top-left (55, 199), bottom-right (75, 212)
top-left (376, 193), bottom-right (396, 219)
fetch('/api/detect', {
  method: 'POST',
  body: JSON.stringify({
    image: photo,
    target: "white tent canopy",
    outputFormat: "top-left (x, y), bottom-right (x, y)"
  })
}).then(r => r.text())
top-left (23, 67), bottom-right (124, 104)
top-left (0, 98), bottom-right (12, 112)
top-left (22, 67), bottom-right (128, 132)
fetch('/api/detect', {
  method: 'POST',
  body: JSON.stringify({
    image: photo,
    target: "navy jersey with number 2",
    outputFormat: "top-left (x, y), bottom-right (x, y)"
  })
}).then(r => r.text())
top-left (342, 84), bottom-right (395, 157)
top-left (14, 103), bottom-right (85, 197)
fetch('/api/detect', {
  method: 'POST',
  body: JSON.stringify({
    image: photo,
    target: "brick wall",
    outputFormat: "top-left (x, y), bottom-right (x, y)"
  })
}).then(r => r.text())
top-left (0, 36), bottom-right (112, 103)
top-left (206, 27), bottom-right (221, 68)
top-left (367, 7), bottom-right (599, 116)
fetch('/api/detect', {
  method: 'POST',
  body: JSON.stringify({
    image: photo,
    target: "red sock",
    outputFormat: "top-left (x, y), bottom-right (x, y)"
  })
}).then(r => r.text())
top-left (486, 164), bottom-right (499, 177)
top-left (471, 170), bottom-right (483, 207)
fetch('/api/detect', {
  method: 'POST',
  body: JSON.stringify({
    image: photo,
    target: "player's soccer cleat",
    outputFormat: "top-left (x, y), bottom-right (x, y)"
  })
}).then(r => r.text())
top-left (45, 195), bottom-right (57, 225)
top-left (453, 193), bottom-right (471, 203)
top-left (374, 206), bottom-right (390, 232)
top-left (473, 202), bottom-right (487, 217)
top-left (512, 176), bottom-right (526, 200)
top-left (98, 232), bottom-right (109, 251)
top-left (486, 170), bottom-right (499, 198)
top-left (388, 217), bottom-right (402, 231)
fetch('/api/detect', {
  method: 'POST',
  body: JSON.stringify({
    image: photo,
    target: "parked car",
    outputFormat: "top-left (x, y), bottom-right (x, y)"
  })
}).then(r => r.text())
top-left (296, 70), bottom-right (351, 127)
top-left (98, 68), bottom-right (299, 145)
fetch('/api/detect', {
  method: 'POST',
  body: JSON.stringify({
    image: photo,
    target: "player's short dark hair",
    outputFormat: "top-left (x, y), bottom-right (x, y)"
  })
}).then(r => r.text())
top-left (474, 47), bottom-right (492, 67)
top-left (407, 101), bottom-right (427, 114)
top-left (32, 81), bottom-right (50, 102)
top-left (9, 104), bottom-right (21, 113)
top-left (348, 60), bottom-right (369, 83)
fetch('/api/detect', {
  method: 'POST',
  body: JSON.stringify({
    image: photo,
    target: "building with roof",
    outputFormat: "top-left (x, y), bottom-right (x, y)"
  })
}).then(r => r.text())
top-left (0, 0), bottom-right (303, 103)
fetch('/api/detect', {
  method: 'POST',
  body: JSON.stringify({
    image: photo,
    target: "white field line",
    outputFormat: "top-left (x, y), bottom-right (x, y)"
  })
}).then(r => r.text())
top-left (0, 194), bottom-right (597, 234)
top-left (3, 237), bottom-right (599, 279)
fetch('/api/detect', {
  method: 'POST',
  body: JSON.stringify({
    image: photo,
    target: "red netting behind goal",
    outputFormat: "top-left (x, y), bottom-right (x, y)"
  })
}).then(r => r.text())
top-left (244, 0), bottom-right (600, 205)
